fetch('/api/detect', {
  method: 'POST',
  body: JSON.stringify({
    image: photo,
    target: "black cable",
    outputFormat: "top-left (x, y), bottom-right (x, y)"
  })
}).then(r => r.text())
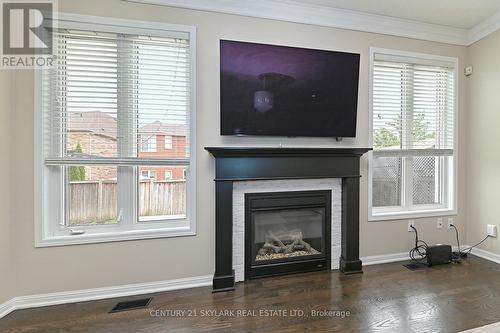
top-left (409, 225), bottom-right (428, 262)
top-left (460, 235), bottom-right (490, 254)
top-left (450, 224), bottom-right (461, 254)
top-left (449, 224), bottom-right (464, 262)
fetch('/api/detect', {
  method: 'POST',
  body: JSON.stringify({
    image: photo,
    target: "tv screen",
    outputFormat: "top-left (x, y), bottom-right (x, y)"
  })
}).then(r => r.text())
top-left (220, 40), bottom-right (360, 137)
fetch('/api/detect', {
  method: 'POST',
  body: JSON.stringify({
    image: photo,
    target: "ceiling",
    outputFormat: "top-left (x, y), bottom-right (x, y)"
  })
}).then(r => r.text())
top-left (296, 0), bottom-right (500, 29)
top-left (129, 0), bottom-right (500, 45)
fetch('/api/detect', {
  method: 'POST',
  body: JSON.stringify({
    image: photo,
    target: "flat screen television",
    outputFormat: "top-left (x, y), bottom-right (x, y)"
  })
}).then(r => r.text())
top-left (220, 40), bottom-right (360, 137)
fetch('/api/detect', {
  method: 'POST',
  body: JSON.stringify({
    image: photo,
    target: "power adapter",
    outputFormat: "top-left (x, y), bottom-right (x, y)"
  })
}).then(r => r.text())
top-left (426, 244), bottom-right (452, 266)
top-left (453, 251), bottom-right (468, 258)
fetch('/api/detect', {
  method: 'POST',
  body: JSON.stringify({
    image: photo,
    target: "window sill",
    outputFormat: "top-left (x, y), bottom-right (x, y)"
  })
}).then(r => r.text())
top-left (368, 208), bottom-right (457, 222)
top-left (35, 226), bottom-right (196, 248)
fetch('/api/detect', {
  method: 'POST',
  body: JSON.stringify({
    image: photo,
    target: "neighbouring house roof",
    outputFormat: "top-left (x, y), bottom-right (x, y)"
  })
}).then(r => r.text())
top-left (68, 111), bottom-right (118, 140)
top-left (68, 112), bottom-right (187, 138)
top-left (139, 120), bottom-right (187, 137)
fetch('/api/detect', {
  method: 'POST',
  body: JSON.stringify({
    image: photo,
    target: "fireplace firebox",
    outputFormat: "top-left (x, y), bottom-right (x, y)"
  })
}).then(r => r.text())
top-left (245, 190), bottom-right (331, 279)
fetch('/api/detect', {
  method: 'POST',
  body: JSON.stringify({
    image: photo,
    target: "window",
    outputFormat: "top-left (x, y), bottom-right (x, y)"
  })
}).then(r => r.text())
top-left (141, 136), bottom-right (157, 152)
top-left (141, 170), bottom-right (157, 179)
top-left (369, 49), bottom-right (456, 220)
top-left (164, 136), bottom-right (173, 149)
top-left (35, 15), bottom-right (196, 246)
top-left (164, 170), bottom-right (173, 180)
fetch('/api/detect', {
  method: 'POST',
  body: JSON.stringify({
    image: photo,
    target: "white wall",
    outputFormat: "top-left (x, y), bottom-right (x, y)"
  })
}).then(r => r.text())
top-left (3, 0), bottom-right (468, 301)
top-left (466, 29), bottom-right (500, 253)
top-left (0, 70), bottom-right (12, 304)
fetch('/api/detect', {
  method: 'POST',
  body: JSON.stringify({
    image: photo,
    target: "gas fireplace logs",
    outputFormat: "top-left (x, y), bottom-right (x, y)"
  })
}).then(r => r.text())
top-left (256, 230), bottom-right (319, 261)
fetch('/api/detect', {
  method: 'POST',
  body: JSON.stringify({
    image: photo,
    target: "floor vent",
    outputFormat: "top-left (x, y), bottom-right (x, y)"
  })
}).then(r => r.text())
top-left (110, 298), bottom-right (152, 313)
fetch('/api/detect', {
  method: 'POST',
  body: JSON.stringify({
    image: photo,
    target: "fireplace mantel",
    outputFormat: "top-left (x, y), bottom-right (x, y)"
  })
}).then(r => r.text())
top-left (205, 147), bottom-right (371, 157)
top-left (205, 147), bottom-right (371, 292)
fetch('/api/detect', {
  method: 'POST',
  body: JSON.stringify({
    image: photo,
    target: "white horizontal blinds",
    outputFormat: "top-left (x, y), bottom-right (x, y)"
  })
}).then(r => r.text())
top-left (43, 28), bottom-right (190, 166)
top-left (52, 30), bottom-right (118, 159)
top-left (373, 58), bottom-right (454, 156)
top-left (133, 35), bottom-right (190, 159)
top-left (372, 54), bottom-right (455, 209)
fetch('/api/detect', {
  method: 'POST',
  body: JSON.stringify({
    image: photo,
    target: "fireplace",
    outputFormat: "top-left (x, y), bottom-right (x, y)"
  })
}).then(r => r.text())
top-left (245, 190), bottom-right (331, 279)
top-left (245, 191), bottom-right (331, 279)
top-left (205, 147), bottom-right (371, 292)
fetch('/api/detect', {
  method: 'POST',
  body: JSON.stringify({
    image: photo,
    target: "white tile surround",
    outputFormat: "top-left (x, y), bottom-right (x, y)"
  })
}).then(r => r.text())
top-left (232, 178), bottom-right (342, 282)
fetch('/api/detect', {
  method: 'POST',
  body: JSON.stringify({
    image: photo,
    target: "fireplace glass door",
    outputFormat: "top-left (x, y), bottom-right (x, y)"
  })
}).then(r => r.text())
top-left (252, 208), bottom-right (325, 263)
top-left (245, 190), bottom-right (331, 279)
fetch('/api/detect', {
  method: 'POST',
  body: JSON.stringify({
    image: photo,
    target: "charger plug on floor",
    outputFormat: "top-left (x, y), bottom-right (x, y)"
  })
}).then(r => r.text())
top-left (453, 251), bottom-right (467, 259)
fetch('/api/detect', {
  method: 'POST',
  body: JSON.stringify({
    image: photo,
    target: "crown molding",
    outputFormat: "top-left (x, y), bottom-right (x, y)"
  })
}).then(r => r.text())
top-left (468, 10), bottom-right (500, 45)
top-left (125, 0), bottom-right (469, 45)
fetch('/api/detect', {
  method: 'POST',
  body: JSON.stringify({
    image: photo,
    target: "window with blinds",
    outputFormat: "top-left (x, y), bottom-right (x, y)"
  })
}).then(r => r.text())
top-left (37, 18), bottom-right (195, 245)
top-left (43, 29), bottom-right (191, 162)
top-left (370, 51), bottom-right (456, 218)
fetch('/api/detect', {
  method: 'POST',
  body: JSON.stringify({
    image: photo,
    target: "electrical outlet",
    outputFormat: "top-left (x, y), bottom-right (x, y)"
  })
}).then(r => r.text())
top-left (487, 224), bottom-right (497, 238)
top-left (437, 218), bottom-right (443, 229)
top-left (464, 66), bottom-right (473, 76)
top-left (447, 218), bottom-right (454, 229)
top-left (408, 220), bottom-right (415, 232)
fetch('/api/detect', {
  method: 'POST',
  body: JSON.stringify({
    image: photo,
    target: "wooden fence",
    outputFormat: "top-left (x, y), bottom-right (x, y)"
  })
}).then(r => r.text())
top-left (68, 180), bottom-right (186, 224)
top-left (138, 180), bottom-right (186, 217)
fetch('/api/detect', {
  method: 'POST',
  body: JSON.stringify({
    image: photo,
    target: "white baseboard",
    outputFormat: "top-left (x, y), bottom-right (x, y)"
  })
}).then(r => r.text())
top-left (470, 247), bottom-right (500, 264)
top-left (361, 245), bottom-right (466, 266)
top-left (0, 274), bottom-right (212, 319)
top-left (361, 252), bottom-right (410, 266)
top-left (0, 299), bottom-right (17, 320)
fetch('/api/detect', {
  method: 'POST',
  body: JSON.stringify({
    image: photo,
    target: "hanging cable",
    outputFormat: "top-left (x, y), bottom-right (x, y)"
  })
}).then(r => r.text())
top-left (460, 236), bottom-right (490, 255)
top-left (409, 225), bottom-right (428, 261)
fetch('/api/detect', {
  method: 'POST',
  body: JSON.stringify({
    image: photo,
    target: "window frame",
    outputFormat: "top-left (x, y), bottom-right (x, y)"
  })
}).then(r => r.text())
top-left (368, 47), bottom-right (458, 222)
top-left (164, 135), bottom-right (173, 150)
top-left (141, 136), bottom-right (157, 153)
top-left (142, 170), bottom-right (157, 179)
top-left (34, 13), bottom-right (197, 247)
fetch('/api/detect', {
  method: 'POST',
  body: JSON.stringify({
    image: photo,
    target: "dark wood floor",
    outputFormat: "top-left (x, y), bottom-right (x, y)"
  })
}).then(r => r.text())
top-left (2, 256), bottom-right (500, 333)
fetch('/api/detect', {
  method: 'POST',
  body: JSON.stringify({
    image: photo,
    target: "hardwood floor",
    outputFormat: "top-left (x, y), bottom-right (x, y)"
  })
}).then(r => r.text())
top-left (3, 256), bottom-right (500, 333)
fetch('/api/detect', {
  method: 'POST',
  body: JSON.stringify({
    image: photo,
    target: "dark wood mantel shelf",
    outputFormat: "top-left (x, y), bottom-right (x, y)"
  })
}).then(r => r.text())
top-left (205, 146), bottom-right (372, 292)
top-left (205, 147), bottom-right (371, 157)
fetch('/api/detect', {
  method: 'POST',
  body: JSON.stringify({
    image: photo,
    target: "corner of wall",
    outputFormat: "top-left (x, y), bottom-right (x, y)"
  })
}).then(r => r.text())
top-left (0, 69), bottom-right (13, 305)
top-left (463, 29), bottom-right (500, 255)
